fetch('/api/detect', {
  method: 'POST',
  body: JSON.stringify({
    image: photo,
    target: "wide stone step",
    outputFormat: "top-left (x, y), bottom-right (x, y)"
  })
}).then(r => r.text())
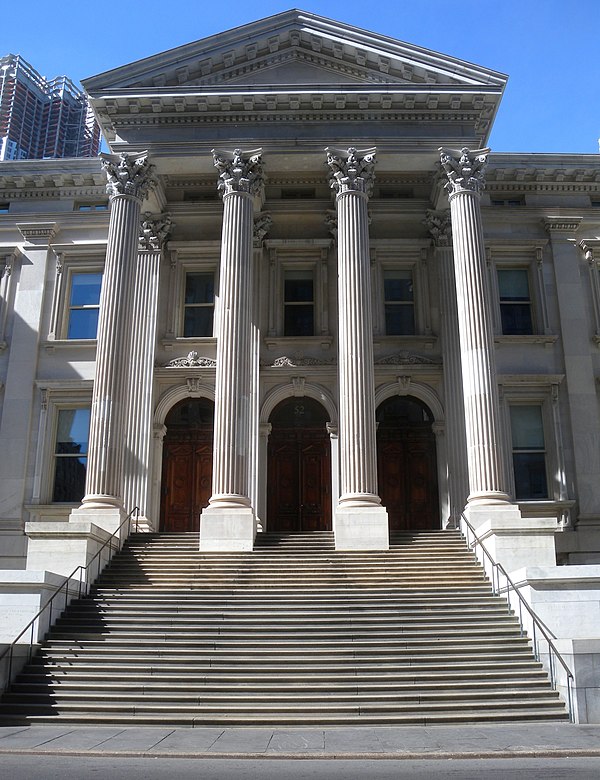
top-left (43, 635), bottom-right (530, 651)
top-left (1, 698), bottom-right (565, 717)
top-left (35, 649), bottom-right (537, 666)
top-left (17, 665), bottom-right (550, 684)
top-left (10, 677), bottom-right (554, 694)
top-left (0, 709), bottom-right (569, 727)
top-left (89, 586), bottom-right (496, 598)
top-left (52, 624), bottom-right (521, 644)
top-left (2, 689), bottom-right (562, 707)
top-left (54, 615), bottom-right (514, 627)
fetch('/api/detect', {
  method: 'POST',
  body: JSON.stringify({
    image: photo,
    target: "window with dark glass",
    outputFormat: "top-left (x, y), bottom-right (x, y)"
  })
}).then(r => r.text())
top-left (497, 269), bottom-right (533, 335)
top-left (76, 203), bottom-right (108, 211)
top-left (67, 272), bottom-right (102, 339)
top-left (183, 272), bottom-right (215, 337)
top-left (384, 270), bottom-right (415, 335)
top-left (52, 408), bottom-right (90, 502)
top-left (510, 405), bottom-right (548, 500)
top-left (284, 271), bottom-right (314, 336)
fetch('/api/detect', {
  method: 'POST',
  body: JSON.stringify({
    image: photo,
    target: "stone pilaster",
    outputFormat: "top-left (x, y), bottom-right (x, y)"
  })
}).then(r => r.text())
top-left (439, 148), bottom-right (512, 511)
top-left (326, 146), bottom-right (388, 550)
top-left (74, 152), bottom-right (155, 533)
top-left (547, 223), bottom-right (600, 525)
top-left (122, 213), bottom-right (172, 528)
top-left (250, 214), bottom-right (271, 533)
top-left (424, 210), bottom-right (469, 520)
top-left (200, 148), bottom-right (263, 551)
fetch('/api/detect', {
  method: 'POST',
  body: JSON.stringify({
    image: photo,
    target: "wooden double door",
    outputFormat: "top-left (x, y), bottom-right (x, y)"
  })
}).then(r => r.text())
top-left (377, 396), bottom-right (439, 531)
top-left (160, 399), bottom-right (214, 533)
top-left (267, 398), bottom-right (331, 533)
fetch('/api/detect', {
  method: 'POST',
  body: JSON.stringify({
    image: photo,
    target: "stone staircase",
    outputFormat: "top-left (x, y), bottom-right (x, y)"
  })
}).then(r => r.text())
top-left (0, 530), bottom-right (568, 726)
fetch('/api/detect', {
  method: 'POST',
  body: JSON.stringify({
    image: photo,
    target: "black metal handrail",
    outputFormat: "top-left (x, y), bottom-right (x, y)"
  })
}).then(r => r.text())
top-left (0, 506), bottom-right (140, 692)
top-left (455, 510), bottom-right (574, 721)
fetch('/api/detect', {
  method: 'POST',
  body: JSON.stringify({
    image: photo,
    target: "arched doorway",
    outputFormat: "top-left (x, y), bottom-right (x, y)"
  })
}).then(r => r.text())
top-left (376, 395), bottom-right (439, 531)
top-left (267, 397), bottom-right (331, 532)
top-left (160, 397), bottom-right (214, 532)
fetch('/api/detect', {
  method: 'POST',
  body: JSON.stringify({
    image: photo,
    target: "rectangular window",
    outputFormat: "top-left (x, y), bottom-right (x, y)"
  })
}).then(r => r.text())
top-left (510, 405), bottom-right (548, 500)
top-left (384, 270), bottom-right (415, 335)
top-left (52, 407), bottom-right (90, 502)
top-left (183, 272), bottom-right (215, 337)
top-left (76, 203), bottom-right (108, 212)
top-left (284, 271), bottom-right (314, 336)
top-left (497, 268), bottom-right (533, 335)
top-left (67, 272), bottom-right (102, 339)
top-left (491, 197), bottom-right (525, 206)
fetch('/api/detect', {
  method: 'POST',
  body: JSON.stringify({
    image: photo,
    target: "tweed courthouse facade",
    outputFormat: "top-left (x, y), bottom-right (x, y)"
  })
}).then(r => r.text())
top-left (1, 10), bottom-right (600, 720)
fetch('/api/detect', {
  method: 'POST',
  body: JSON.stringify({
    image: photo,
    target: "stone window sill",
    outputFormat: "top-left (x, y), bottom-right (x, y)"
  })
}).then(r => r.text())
top-left (43, 340), bottom-right (97, 352)
top-left (264, 335), bottom-right (333, 350)
top-left (162, 337), bottom-right (217, 352)
top-left (495, 334), bottom-right (558, 346)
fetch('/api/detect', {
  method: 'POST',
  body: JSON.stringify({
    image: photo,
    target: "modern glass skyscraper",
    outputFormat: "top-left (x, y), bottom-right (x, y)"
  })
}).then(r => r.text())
top-left (0, 54), bottom-right (100, 160)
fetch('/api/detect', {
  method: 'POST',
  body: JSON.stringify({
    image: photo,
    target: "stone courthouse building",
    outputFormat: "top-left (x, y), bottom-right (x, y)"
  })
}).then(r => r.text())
top-left (1, 10), bottom-right (600, 722)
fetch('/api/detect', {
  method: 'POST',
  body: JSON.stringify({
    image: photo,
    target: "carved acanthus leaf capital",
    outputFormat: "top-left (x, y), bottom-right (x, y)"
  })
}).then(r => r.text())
top-left (580, 240), bottom-right (600, 264)
top-left (139, 212), bottom-right (173, 251)
top-left (253, 213), bottom-right (272, 246)
top-left (326, 146), bottom-right (376, 197)
top-left (439, 147), bottom-right (490, 196)
top-left (101, 152), bottom-right (156, 200)
top-left (424, 209), bottom-right (452, 246)
top-left (212, 148), bottom-right (264, 198)
top-left (324, 210), bottom-right (338, 241)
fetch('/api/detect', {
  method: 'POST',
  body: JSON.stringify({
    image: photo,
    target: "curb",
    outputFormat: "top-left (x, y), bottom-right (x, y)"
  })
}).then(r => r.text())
top-left (1, 748), bottom-right (600, 760)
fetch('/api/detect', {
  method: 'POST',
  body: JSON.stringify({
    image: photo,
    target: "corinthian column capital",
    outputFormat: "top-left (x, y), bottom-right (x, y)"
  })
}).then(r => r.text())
top-left (326, 146), bottom-right (376, 196)
top-left (101, 152), bottom-right (156, 200)
top-left (439, 147), bottom-right (490, 197)
top-left (424, 209), bottom-right (452, 246)
top-left (212, 148), bottom-right (264, 197)
top-left (139, 212), bottom-right (173, 251)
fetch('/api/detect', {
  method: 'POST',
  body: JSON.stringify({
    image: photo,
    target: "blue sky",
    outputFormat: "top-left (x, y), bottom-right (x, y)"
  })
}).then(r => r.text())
top-left (3, 0), bottom-right (599, 154)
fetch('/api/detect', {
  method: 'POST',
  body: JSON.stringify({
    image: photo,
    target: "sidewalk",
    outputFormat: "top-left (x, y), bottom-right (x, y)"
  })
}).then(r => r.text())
top-left (0, 723), bottom-right (599, 759)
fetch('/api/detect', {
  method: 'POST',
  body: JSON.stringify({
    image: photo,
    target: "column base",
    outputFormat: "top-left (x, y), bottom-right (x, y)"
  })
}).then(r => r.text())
top-left (199, 506), bottom-right (256, 551)
top-left (334, 505), bottom-right (389, 551)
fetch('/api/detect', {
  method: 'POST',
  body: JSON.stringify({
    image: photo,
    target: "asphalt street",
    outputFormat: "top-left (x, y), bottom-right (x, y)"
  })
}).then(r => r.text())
top-left (1, 755), bottom-right (600, 779)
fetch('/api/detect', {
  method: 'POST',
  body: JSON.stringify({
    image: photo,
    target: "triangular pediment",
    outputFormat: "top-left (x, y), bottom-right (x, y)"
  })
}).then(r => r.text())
top-left (83, 9), bottom-right (506, 93)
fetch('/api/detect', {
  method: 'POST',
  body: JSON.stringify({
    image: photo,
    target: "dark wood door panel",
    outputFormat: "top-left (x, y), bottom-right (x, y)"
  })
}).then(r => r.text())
top-left (161, 434), bottom-right (213, 533)
top-left (268, 428), bottom-right (331, 532)
top-left (377, 426), bottom-right (438, 531)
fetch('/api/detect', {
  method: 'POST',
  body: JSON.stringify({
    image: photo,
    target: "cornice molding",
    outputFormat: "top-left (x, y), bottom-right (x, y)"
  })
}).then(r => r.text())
top-left (16, 222), bottom-right (59, 242)
top-left (544, 216), bottom-right (583, 233)
top-left (83, 11), bottom-right (506, 94)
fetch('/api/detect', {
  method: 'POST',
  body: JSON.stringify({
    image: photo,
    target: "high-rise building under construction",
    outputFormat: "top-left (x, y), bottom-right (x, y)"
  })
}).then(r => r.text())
top-left (0, 54), bottom-right (100, 160)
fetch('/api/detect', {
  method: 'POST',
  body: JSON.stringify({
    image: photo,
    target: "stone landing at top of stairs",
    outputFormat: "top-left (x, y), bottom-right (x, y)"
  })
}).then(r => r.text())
top-left (0, 530), bottom-right (568, 727)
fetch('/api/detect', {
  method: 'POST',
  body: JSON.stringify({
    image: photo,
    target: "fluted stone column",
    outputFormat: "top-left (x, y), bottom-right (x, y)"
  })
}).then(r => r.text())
top-left (326, 147), bottom-right (388, 550)
top-left (71, 152), bottom-right (155, 534)
top-left (439, 148), bottom-right (522, 534)
top-left (122, 214), bottom-right (172, 529)
top-left (425, 210), bottom-right (469, 521)
top-left (200, 149), bottom-right (263, 551)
